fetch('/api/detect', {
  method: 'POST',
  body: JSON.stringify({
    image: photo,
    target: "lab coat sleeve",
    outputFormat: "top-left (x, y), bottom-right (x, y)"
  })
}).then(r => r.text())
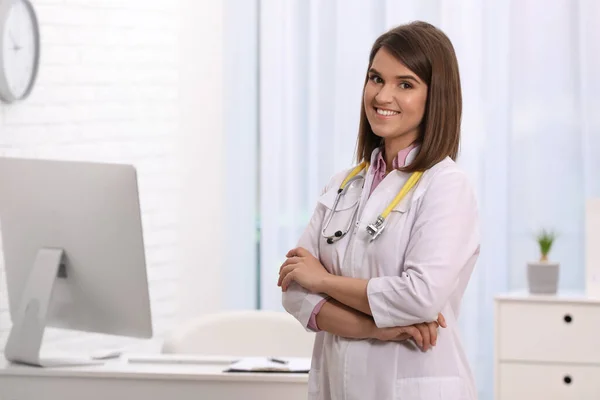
top-left (366, 168), bottom-right (480, 328)
top-left (281, 195), bottom-right (330, 332)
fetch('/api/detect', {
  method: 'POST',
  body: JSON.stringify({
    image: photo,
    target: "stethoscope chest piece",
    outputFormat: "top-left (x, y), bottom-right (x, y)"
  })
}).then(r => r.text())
top-left (366, 215), bottom-right (385, 241)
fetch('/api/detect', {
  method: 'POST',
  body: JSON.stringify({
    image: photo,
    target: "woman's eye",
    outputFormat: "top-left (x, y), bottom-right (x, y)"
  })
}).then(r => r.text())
top-left (399, 82), bottom-right (412, 89)
top-left (369, 75), bottom-right (383, 84)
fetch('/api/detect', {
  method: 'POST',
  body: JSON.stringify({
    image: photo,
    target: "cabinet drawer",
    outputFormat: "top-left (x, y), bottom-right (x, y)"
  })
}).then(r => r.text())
top-left (498, 362), bottom-right (600, 400)
top-left (497, 302), bottom-right (600, 363)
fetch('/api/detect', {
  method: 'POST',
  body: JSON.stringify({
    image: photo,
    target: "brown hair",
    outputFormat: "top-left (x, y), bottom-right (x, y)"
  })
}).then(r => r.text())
top-left (356, 21), bottom-right (462, 172)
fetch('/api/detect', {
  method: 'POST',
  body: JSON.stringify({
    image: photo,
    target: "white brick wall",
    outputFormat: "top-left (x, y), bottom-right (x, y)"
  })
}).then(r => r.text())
top-left (0, 0), bottom-right (181, 354)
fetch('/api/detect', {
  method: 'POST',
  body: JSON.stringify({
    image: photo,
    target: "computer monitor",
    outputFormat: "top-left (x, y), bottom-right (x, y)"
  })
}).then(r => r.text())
top-left (0, 156), bottom-right (153, 367)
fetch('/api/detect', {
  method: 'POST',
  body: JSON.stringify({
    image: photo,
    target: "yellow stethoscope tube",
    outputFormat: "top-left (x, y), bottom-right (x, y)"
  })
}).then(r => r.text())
top-left (322, 161), bottom-right (423, 243)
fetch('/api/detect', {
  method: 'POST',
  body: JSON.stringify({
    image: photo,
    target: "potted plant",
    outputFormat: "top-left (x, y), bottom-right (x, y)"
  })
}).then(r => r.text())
top-left (527, 229), bottom-right (559, 294)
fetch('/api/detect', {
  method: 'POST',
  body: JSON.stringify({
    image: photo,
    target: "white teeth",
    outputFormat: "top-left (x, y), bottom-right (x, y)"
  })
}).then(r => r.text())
top-left (376, 108), bottom-right (399, 116)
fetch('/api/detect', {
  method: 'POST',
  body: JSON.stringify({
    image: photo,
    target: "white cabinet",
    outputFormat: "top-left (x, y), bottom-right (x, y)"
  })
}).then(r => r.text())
top-left (495, 292), bottom-right (600, 400)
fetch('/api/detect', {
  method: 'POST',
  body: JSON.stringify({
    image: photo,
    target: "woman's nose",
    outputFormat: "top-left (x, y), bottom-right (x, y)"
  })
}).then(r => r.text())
top-left (374, 85), bottom-right (394, 104)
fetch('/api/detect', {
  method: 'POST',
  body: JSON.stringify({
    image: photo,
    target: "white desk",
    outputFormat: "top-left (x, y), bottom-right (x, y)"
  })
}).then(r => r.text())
top-left (0, 354), bottom-right (309, 400)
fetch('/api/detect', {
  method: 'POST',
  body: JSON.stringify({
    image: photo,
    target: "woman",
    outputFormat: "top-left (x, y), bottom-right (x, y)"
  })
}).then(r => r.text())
top-left (278, 21), bottom-right (479, 400)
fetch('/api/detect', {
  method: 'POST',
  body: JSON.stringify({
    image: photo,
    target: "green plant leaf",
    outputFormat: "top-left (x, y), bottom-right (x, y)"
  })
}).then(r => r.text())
top-left (536, 228), bottom-right (556, 257)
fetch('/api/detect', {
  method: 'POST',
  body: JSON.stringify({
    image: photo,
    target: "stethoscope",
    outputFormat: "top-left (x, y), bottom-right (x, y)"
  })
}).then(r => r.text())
top-left (321, 161), bottom-right (423, 244)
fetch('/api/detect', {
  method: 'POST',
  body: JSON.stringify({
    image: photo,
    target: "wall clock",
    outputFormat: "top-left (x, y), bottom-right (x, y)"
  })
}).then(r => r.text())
top-left (0, 0), bottom-right (40, 103)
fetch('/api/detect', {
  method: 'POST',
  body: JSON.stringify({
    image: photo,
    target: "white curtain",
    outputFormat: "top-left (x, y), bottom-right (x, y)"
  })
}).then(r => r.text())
top-left (257, 1), bottom-right (600, 398)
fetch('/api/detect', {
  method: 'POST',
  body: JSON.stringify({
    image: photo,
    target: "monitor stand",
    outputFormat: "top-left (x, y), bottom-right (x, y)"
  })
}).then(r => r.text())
top-left (4, 248), bottom-right (103, 367)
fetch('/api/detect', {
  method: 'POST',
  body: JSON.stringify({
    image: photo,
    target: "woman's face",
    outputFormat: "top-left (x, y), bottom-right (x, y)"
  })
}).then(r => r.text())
top-left (363, 47), bottom-right (428, 149)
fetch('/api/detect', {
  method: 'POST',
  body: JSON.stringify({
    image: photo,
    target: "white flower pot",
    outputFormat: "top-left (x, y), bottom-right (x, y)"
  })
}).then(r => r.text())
top-left (527, 261), bottom-right (559, 294)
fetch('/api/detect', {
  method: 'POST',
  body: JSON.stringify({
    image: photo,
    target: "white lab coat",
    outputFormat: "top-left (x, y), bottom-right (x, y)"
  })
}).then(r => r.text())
top-left (282, 147), bottom-right (480, 400)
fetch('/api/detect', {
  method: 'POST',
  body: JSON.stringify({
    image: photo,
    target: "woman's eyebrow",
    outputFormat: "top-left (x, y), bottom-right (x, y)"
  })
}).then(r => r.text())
top-left (369, 68), bottom-right (420, 83)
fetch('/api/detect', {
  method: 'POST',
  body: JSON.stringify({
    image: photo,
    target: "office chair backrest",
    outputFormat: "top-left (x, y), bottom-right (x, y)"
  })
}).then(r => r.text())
top-left (162, 310), bottom-right (315, 358)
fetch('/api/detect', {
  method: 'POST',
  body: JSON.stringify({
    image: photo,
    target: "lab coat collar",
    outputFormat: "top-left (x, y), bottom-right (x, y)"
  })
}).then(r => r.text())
top-left (367, 144), bottom-right (422, 214)
top-left (369, 143), bottom-right (421, 169)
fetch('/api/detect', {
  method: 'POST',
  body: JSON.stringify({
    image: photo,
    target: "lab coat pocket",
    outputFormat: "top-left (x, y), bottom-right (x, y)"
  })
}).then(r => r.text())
top-left (396, 376), bottom-right (465, 400)
top-left (318, 183), bottom-right (362, 212)
top-left (317, 184), bottom-right (361, 272)
top-left (390, 182), bottom-right (418, 214)
top-left (363, 191), bottom-right (417, 274)
top-left (317, 186), bottom-right (360, 244)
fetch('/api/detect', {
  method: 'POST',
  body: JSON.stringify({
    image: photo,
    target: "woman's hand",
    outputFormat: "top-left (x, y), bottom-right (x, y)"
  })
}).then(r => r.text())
top-left (278, 247), bottom-right (330, 293)
top-left (371, 313), bottom-right (447, 351)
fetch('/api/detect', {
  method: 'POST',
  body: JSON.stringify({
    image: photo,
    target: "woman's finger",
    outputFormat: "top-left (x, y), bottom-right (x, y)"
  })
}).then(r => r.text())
top-left (279, 256), bottom-right (301, 273)
top-left (277, 264), bottom-right (298, 286)
top-left (437, 313), bottom-right (447, 328)
top-left (286, 247), bottom-right (308, 258)
top-left (428, 321), bottom-right (438, 346)
top-left (392, 332), bottom-right (412, 342)
top-left (416, 323), bottom-right (431, 351)
top-left (280, 270), bottom-right (297, 292)
top-left (403, 326), bottom-right (423, 349)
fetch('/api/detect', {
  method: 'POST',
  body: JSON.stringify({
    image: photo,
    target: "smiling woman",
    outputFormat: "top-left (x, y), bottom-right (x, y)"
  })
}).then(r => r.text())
top-left (363, 47), bottom-right (428, 168)
top-left (279, 21), bottom-right (479, 400)
top-left (356, 22), bottom-right (462, 175)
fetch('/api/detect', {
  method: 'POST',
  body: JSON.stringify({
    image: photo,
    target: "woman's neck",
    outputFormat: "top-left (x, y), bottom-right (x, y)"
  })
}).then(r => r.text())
top-left (384, 138), bottom-right (416, 172)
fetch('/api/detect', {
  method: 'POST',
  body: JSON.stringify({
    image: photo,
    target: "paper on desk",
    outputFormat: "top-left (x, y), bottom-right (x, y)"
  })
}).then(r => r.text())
top-left (224, 357), bottom-right (311, 373)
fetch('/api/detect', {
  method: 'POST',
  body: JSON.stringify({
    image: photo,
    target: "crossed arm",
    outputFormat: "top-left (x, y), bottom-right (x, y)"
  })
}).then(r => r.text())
top-left (278, 247), bottom-right (444, 350)
top-left (278, 170), bottom-right (478, 350)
